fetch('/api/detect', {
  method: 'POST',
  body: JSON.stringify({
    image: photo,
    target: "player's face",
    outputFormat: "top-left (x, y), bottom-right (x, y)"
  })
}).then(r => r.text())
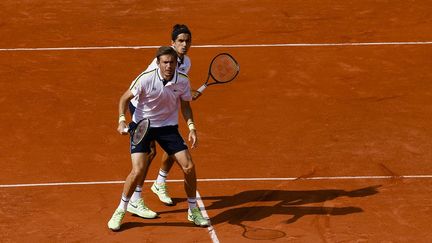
top-left (158, 54), bottom-right (177, 80)
top-left (172, 33), bottom-right (191, 57)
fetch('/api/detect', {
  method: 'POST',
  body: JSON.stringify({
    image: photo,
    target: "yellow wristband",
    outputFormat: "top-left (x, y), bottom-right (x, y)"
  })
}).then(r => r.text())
top-left (118, 114), bottom-right (126, 123)
top-left (188, 122), bottom-right (196, 131)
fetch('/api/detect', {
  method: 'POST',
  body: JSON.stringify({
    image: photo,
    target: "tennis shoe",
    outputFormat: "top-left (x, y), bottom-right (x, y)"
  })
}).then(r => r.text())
top-left (108, 208), bottom-right (126, 231)
top-left (188, 207), bottom-right (210, 227)
top-left (127, 198), bottom-right (158, 218)
top-left (151, 182), bottom-right (174, 205)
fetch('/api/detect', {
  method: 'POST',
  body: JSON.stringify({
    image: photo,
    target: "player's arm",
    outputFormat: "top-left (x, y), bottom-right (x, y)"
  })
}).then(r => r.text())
top-left (118, 90), bottom-right (134, 135)
top-left (180, 99), bottom-right (197, 148)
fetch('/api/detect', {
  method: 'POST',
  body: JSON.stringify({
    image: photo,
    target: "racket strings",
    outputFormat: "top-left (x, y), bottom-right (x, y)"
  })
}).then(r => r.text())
top-left (132, 119), bottom-right (149, 145)
top-left (210, 55), bottom-right (239, 82)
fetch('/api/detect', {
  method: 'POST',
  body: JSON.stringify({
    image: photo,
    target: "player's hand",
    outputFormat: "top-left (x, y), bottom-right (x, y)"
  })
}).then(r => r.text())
top-left (118, 122), bottom-right (129, 135)
top-left (191, 90), bottom-right (202, 100)
top-left (188, 129), bottom-right (198, 148)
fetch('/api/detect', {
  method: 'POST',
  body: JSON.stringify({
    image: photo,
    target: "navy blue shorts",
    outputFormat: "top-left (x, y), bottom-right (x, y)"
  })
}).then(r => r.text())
top-left (130, 124), bottom-right (188, 155)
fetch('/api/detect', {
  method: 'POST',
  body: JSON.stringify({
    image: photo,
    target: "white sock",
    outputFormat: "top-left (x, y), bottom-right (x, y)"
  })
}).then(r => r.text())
top-left (118, 195), bottom-right (129, 211)
top-left (130, 186), bottom-right (142, 202)
top-left (156, 169), bottom-right (168, 183)
top-left (187, 197), bottom-right (197, 211)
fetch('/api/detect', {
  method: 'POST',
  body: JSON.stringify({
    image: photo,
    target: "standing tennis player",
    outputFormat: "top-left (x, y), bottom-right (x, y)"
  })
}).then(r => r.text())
top-left (108, 46), bottom-right (209, 231)
top-left (129, 24), bottom-right (199, 207)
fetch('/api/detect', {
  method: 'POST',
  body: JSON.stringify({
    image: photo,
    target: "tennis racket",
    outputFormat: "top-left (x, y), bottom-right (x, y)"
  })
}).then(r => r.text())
top-left (123, 118), bottom-right (150, 145)
top-left (196, 53), bottom-right (240, 94)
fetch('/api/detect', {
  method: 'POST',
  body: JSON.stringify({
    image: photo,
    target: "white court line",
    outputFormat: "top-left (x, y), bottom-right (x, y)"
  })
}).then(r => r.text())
top-left (1, 41), bottom-right (432, 51)
top-left (1, 175), bottom-right (431, 188)
top-left (1, 176), bottom-right (430, 243)
top-left (196, 190), bottom-right (220, 243)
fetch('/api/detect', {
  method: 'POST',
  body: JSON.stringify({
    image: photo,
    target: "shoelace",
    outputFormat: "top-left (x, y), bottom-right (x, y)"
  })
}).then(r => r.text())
top-left (112, 210), bottom-right (124, 220)
top-left (191, 208), bottom-right (203, 219)
top-left (191, 209), bottom-right (209, 225)
top-left (135, 199), bottom-right (149, 210)
top-left (158, 184), bottom-right (168, 194)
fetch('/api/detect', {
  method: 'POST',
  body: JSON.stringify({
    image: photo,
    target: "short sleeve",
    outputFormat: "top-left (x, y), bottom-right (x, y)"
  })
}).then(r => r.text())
top-left (129, 76), bottom-right (142, 97)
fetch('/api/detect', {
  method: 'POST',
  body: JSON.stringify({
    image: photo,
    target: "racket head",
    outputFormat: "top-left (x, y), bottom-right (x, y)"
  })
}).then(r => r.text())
top-left (240, 224), bottom-right (286, 240)
top-left (209, 53), bottom-right (240, 83)
top-left (131, 118), bottom-right (150, 145)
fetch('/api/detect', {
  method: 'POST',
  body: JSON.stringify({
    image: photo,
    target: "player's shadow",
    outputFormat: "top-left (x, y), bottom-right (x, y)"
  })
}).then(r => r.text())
top-left (118, 220), bottom-right (195, 232)
top-left (204, 185), bottom-right (381, 225)
top-left (132, 185), bottom-right (381, 230)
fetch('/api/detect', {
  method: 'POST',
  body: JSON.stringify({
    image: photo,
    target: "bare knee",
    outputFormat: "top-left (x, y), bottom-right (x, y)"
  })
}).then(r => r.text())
top-left (181, 160), bottom-right (195, 175)
top-left (129, 161), bottom-right (146, 178)
top-left (129, 167), bottom-right (144, 179)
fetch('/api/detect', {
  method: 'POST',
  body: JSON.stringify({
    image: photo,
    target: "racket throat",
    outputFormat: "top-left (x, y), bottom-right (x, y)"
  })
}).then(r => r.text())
top-left (197, 84), bottom-right (207, 93)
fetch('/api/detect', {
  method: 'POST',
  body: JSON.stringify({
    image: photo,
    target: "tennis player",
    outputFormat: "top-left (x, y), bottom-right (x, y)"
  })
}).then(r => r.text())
top-left (108, 46), bottom-right (209, 231)
top-left (129, 24), bottom-right (199, 207)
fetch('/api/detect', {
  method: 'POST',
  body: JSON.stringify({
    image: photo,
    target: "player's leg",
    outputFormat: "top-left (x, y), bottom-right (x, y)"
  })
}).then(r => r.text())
top-left (172, 150), bottom-right (209, 227)
top-left (151, 152), bottom-right (175, 205)
top-left (157, 152), bottom-right (176, 183)
top-left (108, 152), bottom-right (153, 231)
top-left (172, 150), bottom-right (196, 197)
top-left (131, 141), bottom-right (156, 201)
top-left (155, 126), bottom-right (209, 226)
top-left (127, 141), bottom-right (158, 218)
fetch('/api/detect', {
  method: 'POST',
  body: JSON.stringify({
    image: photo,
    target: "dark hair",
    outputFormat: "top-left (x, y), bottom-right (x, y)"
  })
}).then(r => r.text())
top-left (171, 24), bottom-right (192, 41)
top-left (156, 46), bottom-right (178, 62)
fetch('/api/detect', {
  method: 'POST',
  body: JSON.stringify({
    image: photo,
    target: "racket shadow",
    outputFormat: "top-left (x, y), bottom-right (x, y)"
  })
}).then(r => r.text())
top-left (211, 204), bottom-right (364, 225)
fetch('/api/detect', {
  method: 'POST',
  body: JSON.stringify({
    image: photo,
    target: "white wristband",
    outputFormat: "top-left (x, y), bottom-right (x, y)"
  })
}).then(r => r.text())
top-left (188, 122), bottom-right (196, 131)
top-left (118, 114), bottom-right (126, 123)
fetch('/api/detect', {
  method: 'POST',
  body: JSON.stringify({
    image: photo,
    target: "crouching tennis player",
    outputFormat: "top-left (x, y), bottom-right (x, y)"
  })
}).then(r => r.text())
top-left (107, 46), bottom-right (209, 231)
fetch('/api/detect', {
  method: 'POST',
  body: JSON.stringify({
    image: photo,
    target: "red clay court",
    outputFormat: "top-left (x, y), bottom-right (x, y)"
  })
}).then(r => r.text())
top-left (1, 1), bottom-right (432, 242)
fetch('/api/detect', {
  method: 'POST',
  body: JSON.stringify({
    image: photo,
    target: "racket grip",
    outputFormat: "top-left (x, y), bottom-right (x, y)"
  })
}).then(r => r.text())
top-left (197, 84), bottom-right (207, 93)
top-left (122, 128), bottom-right (129, 133)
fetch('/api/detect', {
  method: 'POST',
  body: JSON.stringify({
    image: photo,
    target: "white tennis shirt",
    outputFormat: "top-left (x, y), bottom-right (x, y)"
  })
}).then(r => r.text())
top-left (130, 54), bottom-right (191, 108)
top-left (129, 68), bottom-right (192, 127)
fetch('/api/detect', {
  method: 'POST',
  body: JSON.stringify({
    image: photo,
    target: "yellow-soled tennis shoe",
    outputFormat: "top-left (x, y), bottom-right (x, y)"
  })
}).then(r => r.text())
top-left (188, 207), bottom-right (210, 227)
top-left (151, 182), bottom-right (174, 205)
top-left (127, 198), bottom-right (158, 218)
top-left (108, 208), bottom-right (126, 231)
